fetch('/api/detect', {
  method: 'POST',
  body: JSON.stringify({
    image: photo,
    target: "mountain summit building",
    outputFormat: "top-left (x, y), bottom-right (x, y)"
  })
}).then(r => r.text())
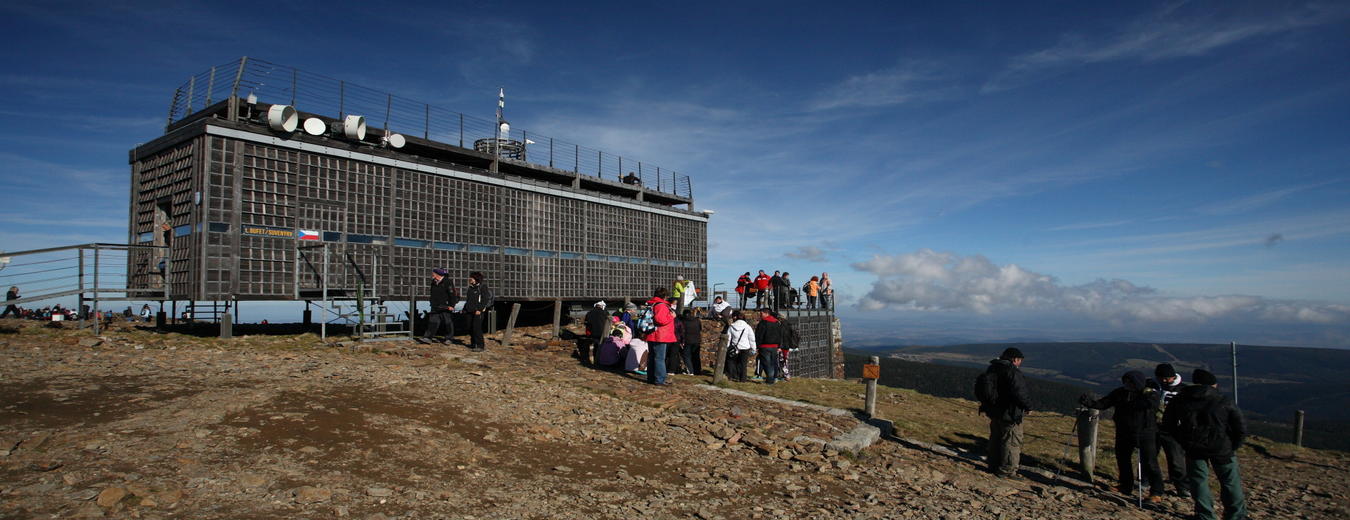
top-left (127, 58), bottom-right (708, 307)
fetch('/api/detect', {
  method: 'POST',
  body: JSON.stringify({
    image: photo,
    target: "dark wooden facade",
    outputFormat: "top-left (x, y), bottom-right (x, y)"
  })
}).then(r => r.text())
top-left (127, 100), bottom-right (708, 303)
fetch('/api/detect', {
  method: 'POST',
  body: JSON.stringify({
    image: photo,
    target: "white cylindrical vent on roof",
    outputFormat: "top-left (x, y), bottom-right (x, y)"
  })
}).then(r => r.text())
top-left (386, 133), bottom-right (406, 149)
top-left (267, 105), bottom-right (298, 132)
top-left (303, 117), bottom-right (326, 136)
top-left (344, 115), bottom-right (367, 140)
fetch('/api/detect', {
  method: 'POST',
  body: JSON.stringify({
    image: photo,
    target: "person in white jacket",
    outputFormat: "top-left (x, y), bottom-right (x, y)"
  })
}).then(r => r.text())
top-left (724, 311), bottom-right (756, 382)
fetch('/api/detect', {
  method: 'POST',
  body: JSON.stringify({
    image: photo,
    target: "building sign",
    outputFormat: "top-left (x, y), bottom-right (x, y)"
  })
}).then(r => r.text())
top-left (240, 225), bottom-right (296, 238)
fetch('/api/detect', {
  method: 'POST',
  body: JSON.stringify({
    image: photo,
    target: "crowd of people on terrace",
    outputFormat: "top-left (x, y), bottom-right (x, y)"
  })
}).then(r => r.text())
top-left (733, 270), bottom-right (833, 311)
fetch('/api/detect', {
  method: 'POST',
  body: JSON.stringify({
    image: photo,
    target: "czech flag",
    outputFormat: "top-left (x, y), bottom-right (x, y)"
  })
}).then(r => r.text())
top-left (298, 229), bottom-right (320, 241)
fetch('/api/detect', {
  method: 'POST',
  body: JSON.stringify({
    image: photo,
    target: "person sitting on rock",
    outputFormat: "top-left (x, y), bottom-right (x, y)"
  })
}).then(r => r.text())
top-left (597, 316), bottom-right (630, 369)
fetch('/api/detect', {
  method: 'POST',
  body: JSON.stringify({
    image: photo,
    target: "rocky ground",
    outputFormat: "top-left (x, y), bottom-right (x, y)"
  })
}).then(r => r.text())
top-left (1, 319), bottom-right (1346, 519)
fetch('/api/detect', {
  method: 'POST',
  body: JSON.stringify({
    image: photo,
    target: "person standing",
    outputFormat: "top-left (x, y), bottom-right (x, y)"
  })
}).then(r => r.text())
top-left (780, 272), bottom-right (793, 309)
top-left (421, 268), bottom-right (457, 344)
top-left (680, 278), bottom-right (697, 312)
top-left (643, 288), bottom-right (676, 385)
top-left (580, 301), bottom-right (609, 365)
top-left (677, 308), bottom-right (702, 375)
top-left (1151, 363), bottom-right (1190, 497)
top-left (1, 286), bottom-right (20, 319)
top-left (803, 276), bottom-right (820, 309)
top-left (1160, 369), bottom-right (1248, 520)
top-left (736, 272), bottom-right (752, 310)
top-left (724, 311), bottom-right (755, 382)
top-left (1080, 371), bottom-right (1166, 502)
top-left (671, 276), bottom-right (687, 314)
top-left (982, 348), bottom-right (1031, 478)
top-left (769, 271), bottom-right (784, 310)
top-left (753, 309), bottom-right (785, 385)
top-left (463, 271), bottom-right (493, 351)
top-left (819, 272), bottom-right (833, 310)
top-left (753, 270), bottom-right (771, 308)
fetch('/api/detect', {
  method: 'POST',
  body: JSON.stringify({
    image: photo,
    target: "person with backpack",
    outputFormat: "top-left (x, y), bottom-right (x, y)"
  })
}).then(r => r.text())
top-left (1160, 369), bottom-right (1247, 520)
top-left (1150, 363), bottom-right (1190, 498)
top-left (641, 288), bottom-right (677, 386)
top-left (977, 347), bottom-right (1031, 478)
top-left (724, 311), bottom-right (756, 382)
top-left (803, 276), bottom-right (820, 309)
top-left (463, 271), bottom-right (493, 352)
top-left (753, 309), bottom-right (786, 385)
top-left (1079, 370), bottom-right (1166, 502)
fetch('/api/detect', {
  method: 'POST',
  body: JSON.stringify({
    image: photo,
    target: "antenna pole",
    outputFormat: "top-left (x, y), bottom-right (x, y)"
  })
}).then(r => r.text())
top-left (1231, 341), bottom-right (1239, 407)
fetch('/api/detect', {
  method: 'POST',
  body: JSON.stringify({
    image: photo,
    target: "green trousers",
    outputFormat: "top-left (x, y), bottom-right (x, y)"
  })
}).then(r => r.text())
top-left (1186, 454), bottom-right (1247, 520)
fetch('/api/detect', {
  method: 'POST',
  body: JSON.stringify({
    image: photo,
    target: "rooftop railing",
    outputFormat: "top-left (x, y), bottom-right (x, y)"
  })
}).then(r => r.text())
top-left (166, 57), bottom-right (693, 199)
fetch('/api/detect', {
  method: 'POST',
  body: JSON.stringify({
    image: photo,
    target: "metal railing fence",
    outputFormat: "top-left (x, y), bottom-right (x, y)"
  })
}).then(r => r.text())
top-left (166, 57), bottom-right (693, 199)
top-left (0, 243), bottom-right (169, 334)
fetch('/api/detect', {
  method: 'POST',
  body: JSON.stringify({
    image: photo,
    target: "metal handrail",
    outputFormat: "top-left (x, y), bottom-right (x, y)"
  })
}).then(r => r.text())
top-left (165, 57), bottom-right (695, 200)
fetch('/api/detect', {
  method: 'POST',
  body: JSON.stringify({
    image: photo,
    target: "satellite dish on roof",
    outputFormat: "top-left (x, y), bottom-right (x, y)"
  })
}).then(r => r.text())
top-left (267, 105), bottom-right (298, 132)
top-left (303, 117), bottom-right (326, 136)
top-left (344, 115), bottom-right (367, 140)
top-left (384, 133), bottom-right (406, 149)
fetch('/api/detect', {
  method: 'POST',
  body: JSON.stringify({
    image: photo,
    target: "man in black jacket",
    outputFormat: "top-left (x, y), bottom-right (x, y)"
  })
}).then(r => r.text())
top-left (420, 269), bottom-right (457, 344)
top-left (1160, 369), bottom-right (1247, 520)
top-left (1150, 363), bottom-right (1190, 497)
top-left (1, 286), bottom-right (20, 319)
top-left (983, 347), bottom-right (1031, 478)
top-left (580, 301), bottom-right (609, 365)
top-left (463, 272), bottom-right (493, 352)
top-left (677, 308), bottom-right (702, 375)
top-left (1080, 370), bottom-right (1165, 502)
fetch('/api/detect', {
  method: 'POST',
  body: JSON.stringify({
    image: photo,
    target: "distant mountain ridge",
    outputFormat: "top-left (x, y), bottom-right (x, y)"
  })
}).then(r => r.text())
top-left (855, 341), bottom-right (1350, 426)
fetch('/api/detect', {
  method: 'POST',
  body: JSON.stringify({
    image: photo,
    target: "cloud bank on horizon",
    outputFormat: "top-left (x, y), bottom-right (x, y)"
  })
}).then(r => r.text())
top-left (853, 249), bottom-right (1350, 327)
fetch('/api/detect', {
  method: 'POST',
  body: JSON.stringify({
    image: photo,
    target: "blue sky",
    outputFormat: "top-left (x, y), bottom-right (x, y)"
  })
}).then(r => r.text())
top-left (1, 1), bottom-right (1348, 347)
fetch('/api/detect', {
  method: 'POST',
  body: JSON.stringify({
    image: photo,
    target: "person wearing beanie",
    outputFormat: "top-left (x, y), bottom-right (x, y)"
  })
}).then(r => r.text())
top-left (1080, 370), bottom-right (1166, 502)
top-left (1160, 368), bottom-right (1248, 520)
top-left (1150, 363), bottom-right (1190, 497)
top-left (981, 347), bottom-right (1030, 478)
top-left (463, 271), bottom-right (493, 351)
top-left (420, 268), bottom-right (458, 344)
top-left (579, 301), bottom-right (610, 365)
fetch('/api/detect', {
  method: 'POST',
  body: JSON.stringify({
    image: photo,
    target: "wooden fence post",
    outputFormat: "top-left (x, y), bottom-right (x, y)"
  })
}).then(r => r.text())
top-left (501, 303), bottom-right (522, 348)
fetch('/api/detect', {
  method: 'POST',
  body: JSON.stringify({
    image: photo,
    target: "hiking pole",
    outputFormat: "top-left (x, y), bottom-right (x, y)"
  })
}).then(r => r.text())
top-left (1136, 447), bottom-right (1143, 508)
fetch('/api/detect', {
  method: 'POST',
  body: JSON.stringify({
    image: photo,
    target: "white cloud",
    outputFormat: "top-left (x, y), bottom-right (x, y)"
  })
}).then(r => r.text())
top-left (784, 245), bottom-right (828, 262)
top-left (985, 3), bottom-right (1349, 92)
top-left (809, 61), bottom-right (949, 111)
top-left (1195, 181), bottom-right (1336, 215)
top-left (852, 249), bottom-right (1350, 326)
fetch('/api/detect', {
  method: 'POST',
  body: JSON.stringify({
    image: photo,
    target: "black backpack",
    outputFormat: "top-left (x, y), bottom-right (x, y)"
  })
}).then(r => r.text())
top-left (975, 370), bottom-right (999, 415)
top-left (1178, 399), bottom-right (1228, 454)
top-left (779, 316), bottom-right (801, 350)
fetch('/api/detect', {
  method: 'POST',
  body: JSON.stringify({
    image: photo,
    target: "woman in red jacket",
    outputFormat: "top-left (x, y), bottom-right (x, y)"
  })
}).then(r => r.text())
top-left (643, 287), bottom-right (677, 385)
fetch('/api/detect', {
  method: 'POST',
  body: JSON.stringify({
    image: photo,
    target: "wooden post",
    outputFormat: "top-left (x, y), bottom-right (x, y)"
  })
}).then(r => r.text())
top-left (864, 356), bottom-right (880, 418)
top-left (1077, 407), bottom-right (1100, 482)
top-left (220, 306), bottom-right (232, 338)
top-left (552, 299), bottom-right (562, 339)
top-left (712, 333), bottom-right (730, 385)
top-left (1294, 410), bottom-right (1305, 448)
top-left (500, 303), bottom-right (522, 348)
